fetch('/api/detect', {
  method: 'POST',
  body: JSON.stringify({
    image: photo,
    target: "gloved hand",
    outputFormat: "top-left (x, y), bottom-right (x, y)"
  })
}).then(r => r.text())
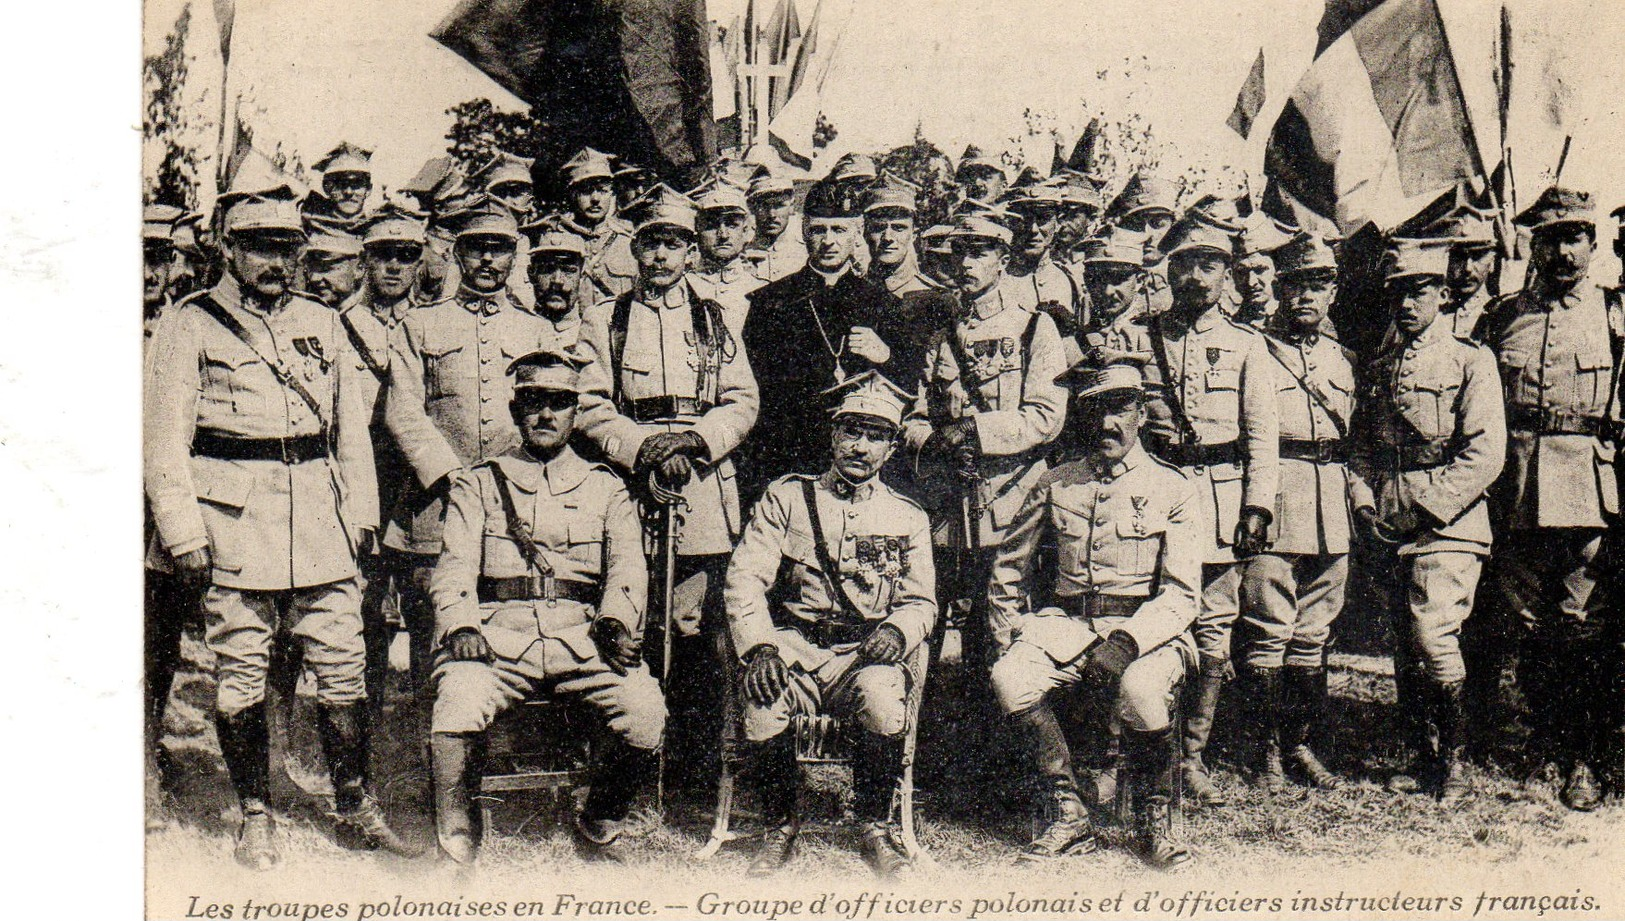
top-left (858, 623), bottom-right (906, 665)
top-left (742, 644), bottom-right (789, 705)
top-left (1353, 505), bottom-right (1392, 544)
top-left (635, 432), bottom-right (694, 474)
top-left (1081, 630), bottom-right (1138, 692)
top-left (445, 628), bottom-right (493, 664)
top-left (1233, 505), bottom-right (1273, 557)
top-left (173, 546), bottom-right (212, 585)
top-left (589, 617), bottom-right (641, 675)
top-left (656, 452), bottom-right (695, 489)
top-left (935, 418), bottom-right (979, 468)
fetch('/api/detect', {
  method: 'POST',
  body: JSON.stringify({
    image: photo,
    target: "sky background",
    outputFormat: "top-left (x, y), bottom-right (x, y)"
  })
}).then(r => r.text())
top-left (145, 0), bottom-right (1625, 221)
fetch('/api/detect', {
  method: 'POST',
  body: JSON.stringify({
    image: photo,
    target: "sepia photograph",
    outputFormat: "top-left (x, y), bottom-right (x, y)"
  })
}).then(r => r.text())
top-left (132, 0), bottom-right (1625, 917)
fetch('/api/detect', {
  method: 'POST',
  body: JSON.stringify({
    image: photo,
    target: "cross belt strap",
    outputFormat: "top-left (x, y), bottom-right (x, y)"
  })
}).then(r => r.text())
top-left (193, 293), bottom-right (329, 423)
top-left (799, 477), bottom-right (868, 625)
top-left (1262, 333), bottom-right (1350, 439)
top-left (339, 308), bottom-right (388, 381)
top-left (484, 461), bottom-right (557, 598)
top-left (1147, 315), bottom-right (1200, 448)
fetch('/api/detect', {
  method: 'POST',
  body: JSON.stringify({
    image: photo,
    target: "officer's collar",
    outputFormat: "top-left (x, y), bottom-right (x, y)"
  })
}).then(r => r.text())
top-left (871, 250), bottom-right (920, 294)
top-left (1528, 273), bottom-right (1591, 309)
top-left (216, 271), bottom-right (288, 317)
top-left (456, 283), bottom-right (504, 315)
top-left (636, 279), bottom-right (691, 310)
top-left (818, 468), bottom-right (878, 502)
top-left (1085, 442), bottom-right (1144, 482)
top-left (965, 282), bottom-right (1005, 320)
top-left (359, 287), bottom-right (413, 327)
top-left (494, 444), bottom-right (590, 495)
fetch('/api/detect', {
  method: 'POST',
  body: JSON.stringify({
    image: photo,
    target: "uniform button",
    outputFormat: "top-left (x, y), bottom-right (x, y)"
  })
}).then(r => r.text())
top-left (1092, 540), bottom-right (1105, 551)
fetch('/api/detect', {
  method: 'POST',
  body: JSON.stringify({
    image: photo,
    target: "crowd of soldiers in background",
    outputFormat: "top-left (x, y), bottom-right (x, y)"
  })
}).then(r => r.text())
top-left (143, 135), bottom-right (1625, 878)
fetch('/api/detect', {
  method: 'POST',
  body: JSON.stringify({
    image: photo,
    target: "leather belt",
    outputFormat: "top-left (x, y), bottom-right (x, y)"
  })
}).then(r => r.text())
top-left (191, 430), bottom-right (329, 464)
top-left (477, 575), bottom-right (600, 605)
top-left (806, 619), bottom-right (872, 648)
top-left (1148, 437), bottom-right (1240, 468)
top-left (1279, 438), bottom-right (1349, 464)
top-left (1508, 406), bottom-right (1611, 438)
top-left (1056, 593), bottom-right (1144, 620)
top-left (625, 396), bottom-right (713, 422)
top-left (1372, 441), bottom-right (1451, 472)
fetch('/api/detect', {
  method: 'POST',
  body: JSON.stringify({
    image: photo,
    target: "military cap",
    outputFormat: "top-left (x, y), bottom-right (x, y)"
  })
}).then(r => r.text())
top-left (1274, 231), bottom-right (1339, 279)
top-left (221, 186), bottom-right (306, 238)
top-left (627, 183), bottom-right (699, 236)
top-left (402, 156), bottom-right (457, 204)
top-left (1382, 237), bottom-right (1451, 281)
top-left (829, 152), bottom-right (878, 185)
top-left (1055, 362), bottom-right (1146, 401)
top-left (1054, 170), bottom-right (1105, 210)
top-left (528, 225), bottom-right (589, 258)
top-left (472, 151), bottom-right (535, 192)
top-left (692, 180), bottom-right (751, 214)
top-left (612, 159), bottom-right (654, 181)
top-left (747, 170), bottom-right (795, 200)
top-left (314, 142), bottom-right (372, 178)
top-left (1158, 211), bottom-right (1236, 260)
top-left (303, 217), bottom-right (364, 256)
top-left (360, 203), bottom-right (428, 246)
top-left (1612, 204), bottom-right (1625, 224)
top-left (507, 348), bottom-right (586, 393)
top-left (560, 147), bottom-right (617, 188)
top-left (1514, 186), bottom-right (1594, 232)
top-left (823, 369), bottom-right (912, 428)
top-left (144, 204), bottom-right (185, 243)
top-left (1084, 232), bottom-right (1147, 268)
top-left (803, 179), bottom-right (858, 220)
top-left (1236, 210), bottom-right (1295, 258)
top-left (171, 212), bottom-right (205, 255)
top-left (1003, 182), bottom-right (1066, 211)
top-left (1426, 203), bottom-right (1497, 249)
top-left (956, 144), bottom-right (1006, 178)
top-left (952, 196), bottom-right (1001, 219)
top-left (920, 224), bottom-right (955, 254)
top-left (861, 175), bottom-right (921, 215)
top-left (1106, 171), bottom-right (1179, 223)
top-left (945, 212), bottom-right (1014, 247)
top-left (448, 197), bottom-right (520, 241)
top-left (1187, 194), bottom-right (1243, 230)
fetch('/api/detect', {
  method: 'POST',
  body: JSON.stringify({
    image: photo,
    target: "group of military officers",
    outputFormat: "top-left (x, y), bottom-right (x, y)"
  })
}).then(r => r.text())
top-left (143, 137), bottom-right (1625, 878)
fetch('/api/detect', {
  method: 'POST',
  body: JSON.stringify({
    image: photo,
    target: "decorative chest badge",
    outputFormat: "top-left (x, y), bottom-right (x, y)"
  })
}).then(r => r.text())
top-left (1131, 495), bottom-right (1149, 535)
top-left (854, 535), bottom-right (909, 588)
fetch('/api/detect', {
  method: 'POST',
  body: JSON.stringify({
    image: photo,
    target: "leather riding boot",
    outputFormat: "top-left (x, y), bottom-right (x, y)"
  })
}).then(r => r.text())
top-left (1386, 655), bottom-right (1431, 794)
top-left (1126, 726), bottom-right (1192, 871)
top-left (576, 742), bottom-right (659, 861)
top-left (1434, 680), bottom-right (1470, 804)
top-left (1092, 729), bottom-right (1121, 806)
top-left (747, 735), bottom-right (800, 877)
top-left (430, 732), bottom-right (480, 864)
top-left (1181, 656), bottom-right (1229, 806)
top-left (851, 732), bottom-right (906, 825)
top-left (216, 703), bottom-right (279, 871)
top-left (1013, 703), bottom-right (1096, 860)
top-left (1240, 666), bottom-right (1285, 791)
top-left (318, 703), bottom-right (422, 857)
top-left (1283, 666), bottom-right (1341, 789)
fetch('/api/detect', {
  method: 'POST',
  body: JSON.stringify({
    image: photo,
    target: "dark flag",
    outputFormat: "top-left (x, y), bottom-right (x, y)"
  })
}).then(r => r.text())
top-left (1226, 50), bottom-right (1266, 139)
top-left (431, 0), bottom-right (718, 187)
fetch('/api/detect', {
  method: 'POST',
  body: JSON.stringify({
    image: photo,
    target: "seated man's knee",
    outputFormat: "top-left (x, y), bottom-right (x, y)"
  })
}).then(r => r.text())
top-left (606, 668), bottom-right (669, 752)
top-left (741, 694), bottom-right (794, 744)
top-left (850, 665), bottom-right (907, 737)
top-left (1115, 658), bottom-right (1176, 733)
top-left (431, 660), bottom-right (505, 734)
top-left (990, 644), bottom-right (1047, 715)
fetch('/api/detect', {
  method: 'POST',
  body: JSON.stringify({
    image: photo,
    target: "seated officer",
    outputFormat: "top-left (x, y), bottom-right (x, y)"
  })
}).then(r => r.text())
top-left (988, 363), bottom-right (1200, 870)
top-left (723, 371), bottom-right (937, 879)
top-left (427, 349), bottom-right (667, 864)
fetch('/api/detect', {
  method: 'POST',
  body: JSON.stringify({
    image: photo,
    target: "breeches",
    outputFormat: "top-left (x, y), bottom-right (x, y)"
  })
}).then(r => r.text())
top-left (742, 651), bottom-right (909, 743)
top-left (1396, 551), bottom-right (1482, 684)
top-left (990, 617), bottom-right (1189, 732)
top-left (205, 580), bottom-right (365, 716)
top-left (1239, 552), bottom-right (1347, 670)
top-left (1193, 562), bottom-right (1243, 662)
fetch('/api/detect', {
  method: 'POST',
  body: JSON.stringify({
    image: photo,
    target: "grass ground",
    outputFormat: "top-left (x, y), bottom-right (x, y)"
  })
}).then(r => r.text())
top-left (146, 632), bottom-right (1625, 920)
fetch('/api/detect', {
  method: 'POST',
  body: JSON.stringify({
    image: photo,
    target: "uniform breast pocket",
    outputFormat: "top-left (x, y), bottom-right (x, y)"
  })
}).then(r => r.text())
top-left (1574, 347), bottom-right (1613, 413)
top-left (1204, 367), bottom-right (1240, 393)
top-left (1113, 520), bottom-right (1165, 577)
top-left (565, 519), bottom-right (605, 575)
top-left (1049, 500), bottom-right (1092, 571)
top-left (781, 527), bottom-right (821, 571)
top-left (422, 345), bottom-right (465, 401)
top-left (200, 349), bottom-right (265, 414)
top-left (1409, 379), bottom-right (1460, 437)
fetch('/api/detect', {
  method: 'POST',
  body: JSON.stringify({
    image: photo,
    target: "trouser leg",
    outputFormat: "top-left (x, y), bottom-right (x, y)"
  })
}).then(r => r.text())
top-left (144, 570), bottom-right (193, 754)
top-left (389, 550), bottom-right (438, 697)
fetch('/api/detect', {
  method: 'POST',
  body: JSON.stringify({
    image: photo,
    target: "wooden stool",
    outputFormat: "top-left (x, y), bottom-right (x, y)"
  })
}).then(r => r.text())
top-left (476, 699), bottom-right (593, 834)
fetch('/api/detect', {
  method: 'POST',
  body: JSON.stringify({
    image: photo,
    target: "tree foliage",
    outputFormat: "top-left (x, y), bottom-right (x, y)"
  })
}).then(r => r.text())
top-left (143, 3), bottom-right (203, 209)
top-left (445, 98), bottom-right (545, 167)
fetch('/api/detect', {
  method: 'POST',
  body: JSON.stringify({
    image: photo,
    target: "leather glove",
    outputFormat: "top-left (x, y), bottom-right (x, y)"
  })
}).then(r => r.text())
top-left (742, 644), bottom-right (790, 705)
top-left (858, 623), bottom-right (906, 665)
top-left (1354, 505), bottom-right (1392, 544)
top-left (445, 628), bottom-right (493, 664)
top-left (635, 432), bottom-right (690, 474)
top-left (589, 617), bottom-right (641, 676)
top-left (656, 452), bottom-right (695, 489)
top-left (1081, 630), bottom-right (1138, 693)
top-left (1233, 505), bottom-right (1273, 557)
top-left (173, 546), bottom-right (212, 585)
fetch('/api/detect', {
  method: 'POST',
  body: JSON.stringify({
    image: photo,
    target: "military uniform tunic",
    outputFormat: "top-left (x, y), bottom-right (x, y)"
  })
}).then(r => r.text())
top-left (565, 215), bottom-right (638, 301)
top-left (724, 472), bottom-right (937, 741)
top-left (429, 445), bottom-right (665, 748)
top-left (987, 445), bottom-right (1200, 732)
top-left (743, 226), bottom-right (808, 286)
top-left (1238, 330), bottom-right (1357, 671)
top-left (691, 256), bottom-right (761, 329)
top-left (1349, 316), bottom-right (1506, 682)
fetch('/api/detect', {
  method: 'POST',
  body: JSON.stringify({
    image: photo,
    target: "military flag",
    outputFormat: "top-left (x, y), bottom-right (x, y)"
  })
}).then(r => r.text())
top-left (1264, 0), bottom-right (1485, 233)
top-left (1226, 50), bottom-right (1266, 139)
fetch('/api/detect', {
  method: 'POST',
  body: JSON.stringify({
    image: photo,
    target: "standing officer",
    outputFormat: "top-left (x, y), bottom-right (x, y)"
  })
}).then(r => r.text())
top-left (169, 211), bottom-right (210, 301)
top-left (1350, 237), bottom-right (1505, 803)
top-left (559, 147), bottom-right (638, 301)
top-left (428, 349), bottom-right (666, 864)
top-left (1105, 172), bottom-right (1179, 317)
top-left (903, 213), bottom-right (1068, 674)
top-left (743, 170), bottom-right (806, 285)
top-left (1230, 211), bottom-right (1293, 329)
top-left (862, 175), bottom-right (955, 390)
top-left (955, 145), bottom-right (1009, 205)
top-left (302, 220), bottom-right (364, 309)
top-left (1475, 188), bottom-right (1622, 810)
top-left (576, 185), bottom-right (759, 788)
top-left (309, 142), bottom-right (374, 224)
top-left (988, 363), bottom-right (1199, 869)
top-left (385, 197), bottom-right (558, 693)
top-left (1140, 211), bottom-right (1279, 809)
top-left (1077, 232), bottom-right (1154, 368)
top-left (741, 180), bottom-right (911, 503)
top-left (473, 151), bottom-right (538, 221)
top-left (145, 186), bottom-right (416, 868)
top-left (1237, 232), bottom-right (1354, 791)
top-left (1003, 183), bottom-right (1085, 342)
top-left (691, 180), bottom-right (761, 323)
top-left (1433, 203), bottom-right (1499, 341)
top-left (144, 204), bottom-right (181, 338)
top-left (523, 222), bottom-right (592, 348)
top-left (724, 371), bottom-right (936, 878)
top-left (613, 159), bottom-right (657, 214)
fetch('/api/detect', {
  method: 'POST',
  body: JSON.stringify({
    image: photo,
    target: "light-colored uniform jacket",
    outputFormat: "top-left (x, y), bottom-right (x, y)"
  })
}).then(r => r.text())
top-left (383, 289), bottom-right (558, 554)
top-left (1349, 315), bottom-right (1506, 556)
top-left (431, 445), bottom-right (646, 662)
top-left (576, 278), bottom-right (759, 557)
top-left (904, 286), bottom-right (1069, 546)
top-left (987, 445), bottom-right (1200, 659)
top-left (1258, 329), bottom-right (1357, 556)
top-left (566, 216), bottom-right (638, 301)
top-left (145, 274), bottom-right (376, 590)
top-left (1141, 307), bottom-right (1281, 563)
top-left (724, 472), bottom-right (937, 672)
